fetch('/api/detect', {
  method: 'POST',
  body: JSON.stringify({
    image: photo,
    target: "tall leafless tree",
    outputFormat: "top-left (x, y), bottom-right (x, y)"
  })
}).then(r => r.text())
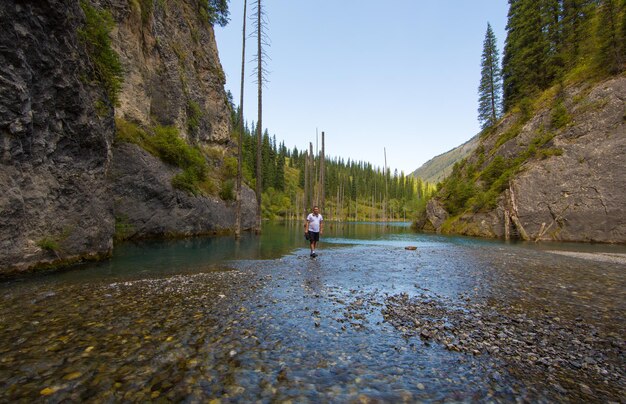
top-left (320, 132), bottom-right (325, 213)
top-left (251, 0), bottom-right (269, 233)
top-left (235, 0), bottom-right (247, 239)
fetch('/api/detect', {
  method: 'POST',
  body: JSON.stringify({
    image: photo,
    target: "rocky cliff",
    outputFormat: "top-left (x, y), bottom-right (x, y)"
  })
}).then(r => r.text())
top-left (0, 1), bottom-right (256, 275)
top-left (104, 0), bottom-right (256, 239)
top-left (0, 1), bottom-right (116, 273)
top-left (416, 76), bottom-right (626, 243)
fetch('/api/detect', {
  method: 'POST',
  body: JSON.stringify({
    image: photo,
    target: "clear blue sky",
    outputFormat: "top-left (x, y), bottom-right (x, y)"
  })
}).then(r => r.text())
top-left (215, 1), bottom-right (509, 175)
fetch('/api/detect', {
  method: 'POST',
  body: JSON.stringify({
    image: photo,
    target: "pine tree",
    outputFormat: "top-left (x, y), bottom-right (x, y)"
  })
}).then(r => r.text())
top-left (478, 23), bottom-right (503, 129)
top-left (596, 0), bottom-right (625, 74)
top-left (502, 0), bottom-right (551, 111)
top-left (542, 0), bottom-right (564, 80)
top-left (502, 0), bottom-right (524, 111)
top-left (275, 151), bottom-right (285, 191)
top-left (561, 0), bottom-right (595, 69)
top-left (622, 0), bottom-right (626, 56)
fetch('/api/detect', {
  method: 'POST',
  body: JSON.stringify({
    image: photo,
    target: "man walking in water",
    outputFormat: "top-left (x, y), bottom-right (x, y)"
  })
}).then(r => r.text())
top-left (305, 206), bottom-right (323, 257)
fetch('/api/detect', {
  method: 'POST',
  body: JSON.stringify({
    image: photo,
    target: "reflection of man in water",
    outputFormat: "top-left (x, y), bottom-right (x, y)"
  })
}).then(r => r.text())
top-left (305, 206), bottom-right (323, 257)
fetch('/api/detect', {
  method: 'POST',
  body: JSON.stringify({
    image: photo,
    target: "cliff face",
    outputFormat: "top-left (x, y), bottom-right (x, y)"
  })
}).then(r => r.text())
top-left (419, 76), bottom-right (626, 243)
top-left (107, 0), bottom-right (230, 143)
top-left (0, 1), bottom-right (116, 272)
top-left (0, 1), bottom-right (256, 275)
top-left (103, 0), bottom-right (256, 239)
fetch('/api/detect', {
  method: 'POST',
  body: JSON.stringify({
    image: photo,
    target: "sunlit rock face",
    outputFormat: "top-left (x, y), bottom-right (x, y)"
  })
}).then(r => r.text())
top-left (418, 76), bottom-right (626, 243)
top-left (508, 77), bottom-right (626, 243)
top-left (105, 0), bottom-right (231, 144)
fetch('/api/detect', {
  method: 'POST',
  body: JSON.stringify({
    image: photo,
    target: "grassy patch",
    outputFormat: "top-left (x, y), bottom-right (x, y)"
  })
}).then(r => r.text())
top-left (36, 237), bottom-right (60, 252)
top-left (219, 179), bottom-right (235, 201)
top-left (114, 215), bottom-right (135, 242)
top-left (494, 124), bottom-right (522, 149)
top-left (221, 156), bottom-right (238, 179)
top-left (187, 100), bottom-right (203, 133)
top-left (115, 119), bottom-right (209, 195)
top-left (78, 1), bottom-right (124, 105)
top-left (115, 118), bottom-right (150, 146)
top-left (150, 126), bottom-right (208, 193)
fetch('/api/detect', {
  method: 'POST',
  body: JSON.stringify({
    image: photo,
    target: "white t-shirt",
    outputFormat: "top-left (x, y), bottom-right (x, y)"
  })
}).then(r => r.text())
top-left (306, 213), bottom-right (323, 233)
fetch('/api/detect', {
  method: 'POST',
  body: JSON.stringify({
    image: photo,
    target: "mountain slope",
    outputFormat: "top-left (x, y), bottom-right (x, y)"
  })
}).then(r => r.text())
top-left (411, 135), bottom-right (479, 184)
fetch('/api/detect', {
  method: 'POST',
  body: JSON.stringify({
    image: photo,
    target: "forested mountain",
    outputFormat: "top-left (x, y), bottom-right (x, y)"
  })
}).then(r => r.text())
top-left (415, 0), bottom-right (626, 243)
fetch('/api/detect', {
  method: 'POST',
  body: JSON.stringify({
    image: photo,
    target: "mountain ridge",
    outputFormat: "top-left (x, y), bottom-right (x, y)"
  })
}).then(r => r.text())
top-left (410, 135), bottom-right (480, 185)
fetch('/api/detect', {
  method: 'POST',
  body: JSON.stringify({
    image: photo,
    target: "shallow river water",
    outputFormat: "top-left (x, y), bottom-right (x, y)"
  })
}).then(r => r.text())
top-left (1, 222), bottom-right (624, 402)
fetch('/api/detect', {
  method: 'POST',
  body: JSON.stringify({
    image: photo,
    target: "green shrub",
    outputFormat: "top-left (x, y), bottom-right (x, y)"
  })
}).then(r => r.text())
top-left (145, 126), bottom-right (208, 195)
top-left (172, 169), bottom-right (200, 195)
top-left (551, 101), bottom-right (571, 129)
top-left (536, 148), bottom-right (563, 159)
top-left (150, 126), bottom-right (207, 180)
top-left (114, 215), bottom-right (134, 242)
top-left (78, 1), bottom-right (124, 105)
top-left (480, 155), bottom-right (508, 189)
top-left (494, 124), bottom-right (522, 149)
top-left (222, 156), bottom-right (238, 178)
top-left (187, 100), bottom-right (203, 133)
top-left (37, 237), bottom-right (60, 252)
top-left (219, 179), bottom-right (235, 201)
top-left (443, 177), bottom-right (477, 216)
top-left (518, 97), bottom-right (534, 122)
top-left (115, 118), bottom-right (149, 145)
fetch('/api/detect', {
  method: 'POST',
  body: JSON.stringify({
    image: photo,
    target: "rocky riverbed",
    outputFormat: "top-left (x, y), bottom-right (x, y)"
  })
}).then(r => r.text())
top-left (0, 238), bottom-right (624, 402)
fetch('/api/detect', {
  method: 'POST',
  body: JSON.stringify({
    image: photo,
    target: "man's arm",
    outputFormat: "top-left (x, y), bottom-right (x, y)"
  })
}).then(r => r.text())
top-left (304, 216), bottom-right (309, 233)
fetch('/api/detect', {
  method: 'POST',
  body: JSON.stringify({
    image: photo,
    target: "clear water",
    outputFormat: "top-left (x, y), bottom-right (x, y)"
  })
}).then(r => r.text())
top-left (1, 222), bottom-right (624, 402)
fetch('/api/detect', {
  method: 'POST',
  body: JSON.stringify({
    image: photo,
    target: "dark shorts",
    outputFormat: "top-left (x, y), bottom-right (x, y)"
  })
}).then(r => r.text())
top-left (308, 231), bottom-right (320, 242)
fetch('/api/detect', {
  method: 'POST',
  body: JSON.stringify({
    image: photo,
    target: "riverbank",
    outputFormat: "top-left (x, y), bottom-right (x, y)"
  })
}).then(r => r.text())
top-left (1, 231), bottom-right (624, 401)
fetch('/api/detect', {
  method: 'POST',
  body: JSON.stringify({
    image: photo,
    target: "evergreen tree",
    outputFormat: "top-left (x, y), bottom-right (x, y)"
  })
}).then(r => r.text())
top-left (478, 23), bottom-right (503, 129)
top-left (502, 0), bottom-right (551, 111)
top-left (622, 0), bottom-right (626, 57)
top-left (201, 0), bottom-right (230, 27)
top-left (542, 0), bottom-right (564, 80)
top-left (561, 0), bottom-right (595, 69)
top-left (275, 151), bottom-right (285, 191)
top-left (596, 0), bottom-right (625, 74)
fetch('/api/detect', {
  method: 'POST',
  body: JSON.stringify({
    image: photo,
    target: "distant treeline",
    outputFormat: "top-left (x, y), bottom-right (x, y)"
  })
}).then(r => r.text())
top-left (229, 106), bottom-right (433, 220)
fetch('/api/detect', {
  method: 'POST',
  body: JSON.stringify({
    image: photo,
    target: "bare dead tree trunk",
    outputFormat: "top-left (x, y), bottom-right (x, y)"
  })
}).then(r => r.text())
top-left (304, 147), bottom-right (310, 215)
top-left (309, 142), bottom-right (315, 208)
top-left (235, 0), bottom-right (247, 239)
top-left (384, 148), bottom-right (388, 223)
top-left (320, 131), bottom-right (325, 213)
top-left (254, 0), bottom-right (263, 233)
